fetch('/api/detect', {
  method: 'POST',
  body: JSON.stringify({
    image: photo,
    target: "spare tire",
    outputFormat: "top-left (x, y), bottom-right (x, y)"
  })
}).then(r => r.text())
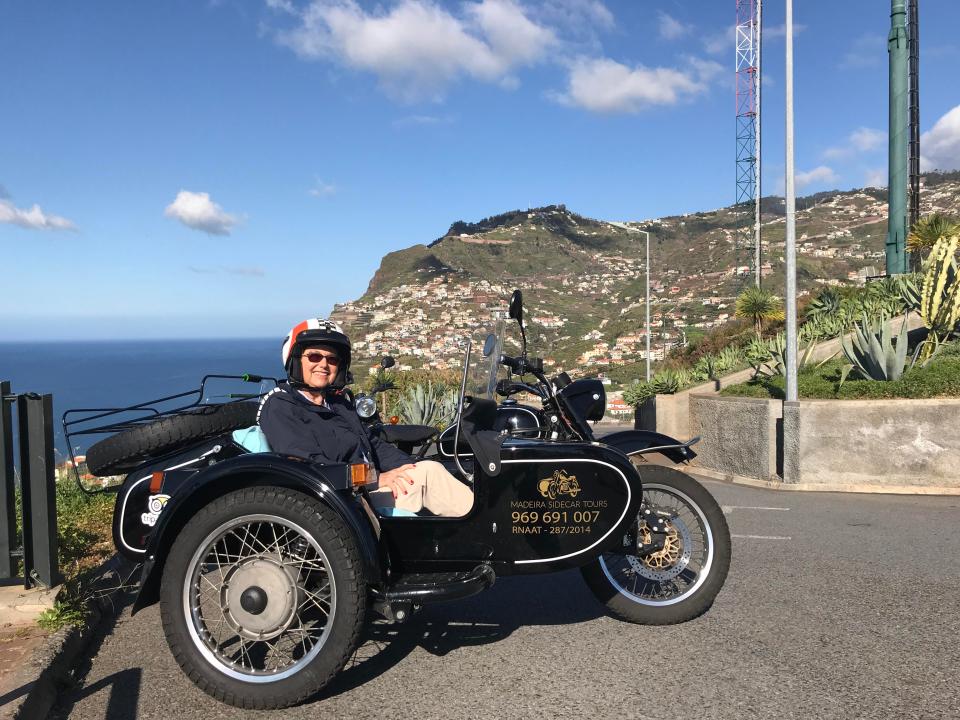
top-left (86, 402), bottom-right (259, 477)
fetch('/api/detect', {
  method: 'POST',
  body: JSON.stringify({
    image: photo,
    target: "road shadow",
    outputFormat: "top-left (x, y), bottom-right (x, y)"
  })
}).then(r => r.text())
top-left (320, 569), bottom-right (602, 700)
top-left (49, 591), bottom-right (140, 719)
top-left (49, 668), bottom-right (142, 720)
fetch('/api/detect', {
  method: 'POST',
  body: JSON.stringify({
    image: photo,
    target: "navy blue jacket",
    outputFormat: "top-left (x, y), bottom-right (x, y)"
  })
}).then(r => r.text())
top-left (257, 383), bottom-right (412, 471)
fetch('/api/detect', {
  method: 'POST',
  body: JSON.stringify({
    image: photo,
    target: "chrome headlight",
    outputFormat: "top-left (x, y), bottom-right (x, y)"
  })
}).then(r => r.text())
top-left (356, 396), bottom-right (377, 419)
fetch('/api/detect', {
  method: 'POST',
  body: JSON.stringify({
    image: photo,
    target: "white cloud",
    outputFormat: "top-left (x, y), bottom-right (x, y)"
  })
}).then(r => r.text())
top-left (188, 265), bottom-right (265, 277)
top-left (703, 26), bottom-right (734, 56)
top-left (841, 34), bottom-right (883, 69)
top-left (393, 113), bottom-right (455, 127)
top-left (0, 198), bottom-right (77, 231)
top-left (657, 11), bottom-right (689, 41)
top-left (864, 168), bottom-right (886, 188)
top-left (165, 190), bottom-right (239, 235)
top-left (309, 178), bottom-right (337, 196)
top-left (540, 0), bottom-right (613, 31)
top-left (554, 56), bottom-right (721, 114)
top-left (823, 127), bottom-right (885, 159)
top-left (277, 0), bottom-right (556, 101)
top-left (920, 104), bottom-right (960, 172)
top-left (765, 22), bottom-right (806, 39)
top-left (795, 166), bottom-right (839, 190)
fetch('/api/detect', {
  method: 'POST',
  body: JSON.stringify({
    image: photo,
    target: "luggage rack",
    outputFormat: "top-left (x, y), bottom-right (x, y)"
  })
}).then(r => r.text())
top-left (62, 373), bottom-right (278, 494)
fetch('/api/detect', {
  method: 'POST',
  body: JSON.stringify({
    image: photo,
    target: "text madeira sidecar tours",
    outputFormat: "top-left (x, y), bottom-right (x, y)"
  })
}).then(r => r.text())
top-left (71, 291), bottom-right (730, 709)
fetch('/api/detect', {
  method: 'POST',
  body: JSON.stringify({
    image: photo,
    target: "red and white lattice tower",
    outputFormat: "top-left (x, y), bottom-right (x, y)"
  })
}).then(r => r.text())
top-left (735, 0), bottom-right (762, 286)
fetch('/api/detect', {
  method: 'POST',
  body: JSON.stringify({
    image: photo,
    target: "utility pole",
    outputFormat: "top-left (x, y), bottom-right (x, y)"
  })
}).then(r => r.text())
top-left (643, 229), bottom-right (651, 382)
top-left (907, 0), bottom-right (921, 234)
top-left (754, 0), bottom-right (763, 288)
top-left (785, 0), bottom-right (798, 403)
top-left (887, 0), bottom-right (909, 275)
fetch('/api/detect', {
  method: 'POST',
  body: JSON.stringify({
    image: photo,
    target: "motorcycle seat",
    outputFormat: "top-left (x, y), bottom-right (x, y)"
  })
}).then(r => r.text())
top-left (380, 424), bottom-right (437, 445)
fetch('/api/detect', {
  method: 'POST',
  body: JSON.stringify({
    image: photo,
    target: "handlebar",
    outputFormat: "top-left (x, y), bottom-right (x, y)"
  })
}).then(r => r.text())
top-left (496, 379), bottom-right (543, 398)
top-left (499, 354), bottom-right (544, 376)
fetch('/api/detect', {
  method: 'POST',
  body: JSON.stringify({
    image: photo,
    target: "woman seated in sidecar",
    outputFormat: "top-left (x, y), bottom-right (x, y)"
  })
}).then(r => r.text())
top-left (257, 318), bottom-right (473, 517)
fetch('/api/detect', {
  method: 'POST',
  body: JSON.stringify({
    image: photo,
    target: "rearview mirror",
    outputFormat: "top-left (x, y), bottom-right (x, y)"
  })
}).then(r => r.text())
top-left (381, 356), bottom-right (395, 369)
top-left (482, 333), bottom-right (497, 357)
top-left (509, 290), bottom-right (523, 323)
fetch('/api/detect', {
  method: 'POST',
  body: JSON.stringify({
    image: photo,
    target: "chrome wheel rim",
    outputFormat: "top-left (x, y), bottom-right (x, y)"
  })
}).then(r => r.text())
top-left (182, 514), bottom-right (336, 682)
top-left (599, 482), bottom-right (714, 607)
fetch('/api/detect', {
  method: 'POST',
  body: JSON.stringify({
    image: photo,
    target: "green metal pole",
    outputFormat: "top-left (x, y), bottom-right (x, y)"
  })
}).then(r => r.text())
top-left (887, 0), bottom-right (909, 275)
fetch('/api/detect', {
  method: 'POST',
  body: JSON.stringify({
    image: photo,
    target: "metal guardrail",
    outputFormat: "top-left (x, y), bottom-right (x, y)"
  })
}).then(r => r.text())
top-left (0, 380), bottom-right (61, 588)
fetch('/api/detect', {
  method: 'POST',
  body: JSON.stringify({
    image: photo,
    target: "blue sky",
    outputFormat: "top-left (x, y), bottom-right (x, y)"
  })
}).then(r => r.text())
top-left (2, 0), bottom-right (959, 340)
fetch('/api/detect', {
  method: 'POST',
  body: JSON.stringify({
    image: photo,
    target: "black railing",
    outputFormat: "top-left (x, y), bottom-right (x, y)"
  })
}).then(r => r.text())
top-left (0, 381), bottom-right (61, 588)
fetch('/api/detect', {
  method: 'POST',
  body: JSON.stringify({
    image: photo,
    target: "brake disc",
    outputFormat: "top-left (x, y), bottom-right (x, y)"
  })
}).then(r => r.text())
top-left (628, 512), bottom-right (694, 582)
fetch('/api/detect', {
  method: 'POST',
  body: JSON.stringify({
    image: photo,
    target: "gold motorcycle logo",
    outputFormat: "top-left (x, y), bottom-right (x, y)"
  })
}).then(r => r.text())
top-left (538, 470), bottom-right (581, 500)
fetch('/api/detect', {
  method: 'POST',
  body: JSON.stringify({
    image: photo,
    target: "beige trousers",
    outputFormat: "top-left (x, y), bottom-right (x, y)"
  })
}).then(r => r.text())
top-left (368, 460), bottom-right (473, 517)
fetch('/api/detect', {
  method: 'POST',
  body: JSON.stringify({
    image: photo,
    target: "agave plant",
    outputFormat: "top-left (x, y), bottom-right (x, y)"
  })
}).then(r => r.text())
top-left (396, 382), bottom-right (457, 428)
top-left (694, 354), bottom-right (719, 381)
top-left (717, 345), bottom-right (743, 372)
top-left (805, 287), bottom-right (842, 321)
top-left (918, 233), bottom-right (960, 361)
top-left (800, 313), bottom-right (846, 343)
top-left (755, 332), bottom-right (829, 378)
top-left (840, 314), bottom-right (912, 385)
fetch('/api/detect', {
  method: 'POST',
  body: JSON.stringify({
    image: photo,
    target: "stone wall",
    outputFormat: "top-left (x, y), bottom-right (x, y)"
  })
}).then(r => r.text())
top-left (785, 398), bottom-right (960, 488)
top-left (688, 395), bottom-right (781, 481)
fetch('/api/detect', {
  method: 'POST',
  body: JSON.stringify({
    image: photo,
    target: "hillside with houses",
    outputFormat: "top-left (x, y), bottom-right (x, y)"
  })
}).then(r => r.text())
top-left (331, 172), bottom-right (960, 385)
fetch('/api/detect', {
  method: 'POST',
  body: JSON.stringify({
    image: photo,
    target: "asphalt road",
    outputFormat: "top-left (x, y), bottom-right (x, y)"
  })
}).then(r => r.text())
top-left (53, 480), bottom-right (960, 720)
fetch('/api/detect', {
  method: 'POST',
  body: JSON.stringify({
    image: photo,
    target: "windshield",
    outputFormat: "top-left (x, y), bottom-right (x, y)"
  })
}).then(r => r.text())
top-left (458, 314), bottom-right (505, 407)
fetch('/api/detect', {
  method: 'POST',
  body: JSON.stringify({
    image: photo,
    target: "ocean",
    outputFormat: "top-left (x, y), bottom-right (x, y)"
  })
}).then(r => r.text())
top-left (0, 339), bottom-right (281, 455)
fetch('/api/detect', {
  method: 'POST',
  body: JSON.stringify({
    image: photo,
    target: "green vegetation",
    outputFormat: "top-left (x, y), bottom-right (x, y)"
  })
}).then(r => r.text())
top-left (15, 479), bottom-right (115, 630)
top-left (720, 342), bottom-right (960, 399)
top-left (735, 286), bottom-right (785, 337)
top-left (396, 382), bottom-right (457, 428)
top-left (907, 212), bottom-right (958, 256)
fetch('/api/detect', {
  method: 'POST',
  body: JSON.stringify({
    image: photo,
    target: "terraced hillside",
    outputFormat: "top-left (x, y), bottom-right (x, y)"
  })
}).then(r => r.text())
top-left (332, 172), bottom-right (960, 381)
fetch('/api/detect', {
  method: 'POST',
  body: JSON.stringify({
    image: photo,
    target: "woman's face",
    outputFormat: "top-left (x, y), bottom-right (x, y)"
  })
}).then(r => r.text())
top-left (299, 344), bottom-right (341, 389)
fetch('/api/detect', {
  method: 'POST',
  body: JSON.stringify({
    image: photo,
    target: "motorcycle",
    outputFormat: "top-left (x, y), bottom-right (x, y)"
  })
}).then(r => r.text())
top-left (69, 289), bottom-right (730, 710)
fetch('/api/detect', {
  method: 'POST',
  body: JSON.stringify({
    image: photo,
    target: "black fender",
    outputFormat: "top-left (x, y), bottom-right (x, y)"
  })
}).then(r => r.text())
top-left (130, 453), bottom-right (383, 614)
top-left (601, 430), bottom-right (698, 464)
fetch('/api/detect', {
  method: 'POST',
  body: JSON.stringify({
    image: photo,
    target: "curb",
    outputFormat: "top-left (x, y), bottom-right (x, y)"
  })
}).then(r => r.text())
top-left (1, 555), bottom-right (138, 720)
top-left (691, 466), bottom-right (960, 496)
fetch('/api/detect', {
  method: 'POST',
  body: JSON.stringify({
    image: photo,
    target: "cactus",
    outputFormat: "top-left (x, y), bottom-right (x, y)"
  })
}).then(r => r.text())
top-left (396, 382), bottom-right (457, 428)
top-left (918, 233), bottom-right (960, 361)
top-left (840, 314), bottom-right (910, 385)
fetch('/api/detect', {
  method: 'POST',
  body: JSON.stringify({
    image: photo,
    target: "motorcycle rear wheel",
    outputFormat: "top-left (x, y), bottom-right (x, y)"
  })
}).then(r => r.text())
top-left (581, 467), bottom-right (730, 625)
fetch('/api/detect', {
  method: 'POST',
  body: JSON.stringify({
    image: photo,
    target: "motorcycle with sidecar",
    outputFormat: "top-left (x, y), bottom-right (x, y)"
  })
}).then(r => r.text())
top-left (68, 290), bottom-right (730, 710)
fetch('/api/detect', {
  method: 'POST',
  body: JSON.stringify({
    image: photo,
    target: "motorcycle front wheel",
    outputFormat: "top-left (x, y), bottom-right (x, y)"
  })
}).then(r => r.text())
top-left (581, 466), bottom-right (730, 625)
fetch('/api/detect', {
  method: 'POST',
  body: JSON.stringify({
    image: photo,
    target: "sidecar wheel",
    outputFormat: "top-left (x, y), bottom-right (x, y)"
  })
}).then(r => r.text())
top-left (159, 487), bottom-right (366, 709)
top-left (581, 468), bottom-right (730, 625)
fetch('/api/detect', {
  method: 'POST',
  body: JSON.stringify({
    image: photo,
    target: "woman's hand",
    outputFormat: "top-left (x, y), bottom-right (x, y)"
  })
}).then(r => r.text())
top-left (378, 464), bottom-right (417, 498)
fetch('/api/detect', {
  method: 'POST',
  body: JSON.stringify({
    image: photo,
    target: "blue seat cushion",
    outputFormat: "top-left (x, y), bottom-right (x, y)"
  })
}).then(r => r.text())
top-left (376, 507), bottom-right (418, 518)
top-left (232, 426), bottom-right (273, 453)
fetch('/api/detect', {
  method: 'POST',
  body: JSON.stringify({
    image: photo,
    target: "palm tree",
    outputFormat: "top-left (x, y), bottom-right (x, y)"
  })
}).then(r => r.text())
top-left (907, 213), bottom-right (959, 257)
top-left (735, 286), bottom-right (785, 337)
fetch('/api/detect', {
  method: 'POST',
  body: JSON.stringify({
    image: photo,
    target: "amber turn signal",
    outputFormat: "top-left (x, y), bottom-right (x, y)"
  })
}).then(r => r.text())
top-left (389, 415), bottom-right (399, 425)
top-left (149, 471), bottom-right (164, 494)
top-left (350, 462), bottom-right (375, 487)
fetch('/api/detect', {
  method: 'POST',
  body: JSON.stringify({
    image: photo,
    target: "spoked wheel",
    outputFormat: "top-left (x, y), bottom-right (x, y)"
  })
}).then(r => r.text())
top-left (581, 466), bottom-right (730, 625)
top-left (159, 487), bottom-right (365, 709)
